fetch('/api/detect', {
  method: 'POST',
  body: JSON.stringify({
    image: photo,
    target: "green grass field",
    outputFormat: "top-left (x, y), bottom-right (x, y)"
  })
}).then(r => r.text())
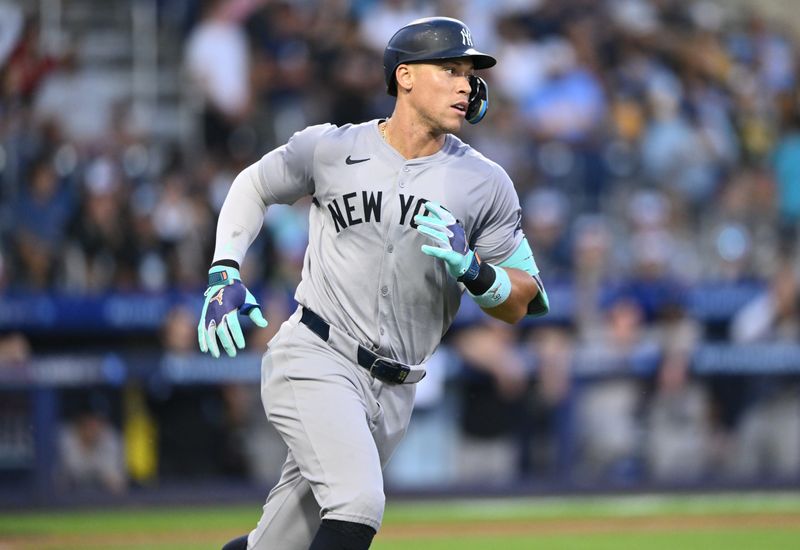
top-left (1, 492), bottom-right (799, 549)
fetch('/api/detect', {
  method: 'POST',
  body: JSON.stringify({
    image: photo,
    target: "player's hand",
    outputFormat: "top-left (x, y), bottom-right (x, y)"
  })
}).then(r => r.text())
top-left (197, 265), bottom-right (268, 358)
top-left (414, 201), bottom-right (478, 280)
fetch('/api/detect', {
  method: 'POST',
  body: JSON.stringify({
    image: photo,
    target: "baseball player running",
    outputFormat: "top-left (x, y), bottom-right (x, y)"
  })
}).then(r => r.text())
top-left (198, 17), bottom-right (549, 550)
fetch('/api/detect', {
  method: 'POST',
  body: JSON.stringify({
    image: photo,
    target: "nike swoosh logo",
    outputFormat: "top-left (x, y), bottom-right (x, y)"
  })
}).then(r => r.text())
top-left (345, 155), bottom-right (370, 165)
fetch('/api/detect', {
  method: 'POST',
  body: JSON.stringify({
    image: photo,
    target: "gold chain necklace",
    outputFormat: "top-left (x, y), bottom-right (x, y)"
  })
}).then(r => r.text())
top-left (380, 119), bottom-right (389, 143)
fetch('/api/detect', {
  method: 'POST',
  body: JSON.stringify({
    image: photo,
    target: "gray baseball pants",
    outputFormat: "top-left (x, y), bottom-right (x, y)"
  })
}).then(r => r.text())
top-left (247, 312), bottom-right (416, 549)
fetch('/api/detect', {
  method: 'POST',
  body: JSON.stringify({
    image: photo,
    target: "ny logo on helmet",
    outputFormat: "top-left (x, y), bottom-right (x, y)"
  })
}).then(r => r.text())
top-left (460, 28), bottom-right (473, 47)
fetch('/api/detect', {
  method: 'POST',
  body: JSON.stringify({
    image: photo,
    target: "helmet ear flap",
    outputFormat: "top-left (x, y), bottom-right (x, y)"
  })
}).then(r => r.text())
top-left (466, 75), bottom-right (489, 124)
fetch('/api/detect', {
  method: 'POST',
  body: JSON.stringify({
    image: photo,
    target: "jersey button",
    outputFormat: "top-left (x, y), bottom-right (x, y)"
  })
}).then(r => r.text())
top-left (380, 327), bottom-right (385, 335)
top-left (380, 286), bottom-right (389, 296)
top-left (387, 244), bottom-right (394, 253)
top-left (399, 181), bottom-right (406, 188)
top-left (403, 167), bottom-right (410, 173)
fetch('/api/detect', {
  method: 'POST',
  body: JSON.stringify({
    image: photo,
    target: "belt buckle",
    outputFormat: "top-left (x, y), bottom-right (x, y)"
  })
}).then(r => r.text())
top-left (370, 357), bottom-right (409, 384)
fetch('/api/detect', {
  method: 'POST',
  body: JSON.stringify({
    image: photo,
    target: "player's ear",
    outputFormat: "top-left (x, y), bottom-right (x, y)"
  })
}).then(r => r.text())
top-left (395, 64), bottom-right (414, 94)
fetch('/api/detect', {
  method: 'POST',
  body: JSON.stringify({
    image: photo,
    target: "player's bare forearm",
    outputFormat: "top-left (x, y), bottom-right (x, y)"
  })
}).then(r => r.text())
top-left (481, 267), bottom-right (539, 324)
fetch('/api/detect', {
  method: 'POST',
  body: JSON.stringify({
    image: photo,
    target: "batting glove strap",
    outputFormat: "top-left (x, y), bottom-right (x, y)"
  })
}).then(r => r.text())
top-left (468, 264), bottom-right (512, 309)
top-left (207, 265), bottom-right (240, 286)
top-left (457, 252), bottom-right (482, 283)
top-left (458, 256), bottom-right (497, 296)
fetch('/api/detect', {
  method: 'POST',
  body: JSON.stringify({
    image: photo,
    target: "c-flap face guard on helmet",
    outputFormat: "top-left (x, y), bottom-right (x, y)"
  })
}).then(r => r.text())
top-left (466, 75), bottom-right (489, 124)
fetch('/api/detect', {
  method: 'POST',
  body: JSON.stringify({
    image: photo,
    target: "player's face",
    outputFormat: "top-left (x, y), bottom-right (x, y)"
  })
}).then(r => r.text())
top-left (407, 58), bottom-right (474, 134)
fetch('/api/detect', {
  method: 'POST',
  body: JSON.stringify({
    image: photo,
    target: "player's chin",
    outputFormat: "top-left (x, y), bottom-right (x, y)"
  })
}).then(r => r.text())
top-left (442, 112), bottom-right (465, 133)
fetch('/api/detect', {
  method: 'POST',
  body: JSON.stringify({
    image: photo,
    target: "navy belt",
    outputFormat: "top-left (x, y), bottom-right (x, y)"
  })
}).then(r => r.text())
top-left (299, 307), bottom-right (425, 385)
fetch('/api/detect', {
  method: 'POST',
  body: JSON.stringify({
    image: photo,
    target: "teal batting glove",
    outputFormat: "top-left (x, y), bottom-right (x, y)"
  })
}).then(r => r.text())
top-left (197, 265), bottom-right (268, 359)
top-left (414, 201), bottom-right (479, 280)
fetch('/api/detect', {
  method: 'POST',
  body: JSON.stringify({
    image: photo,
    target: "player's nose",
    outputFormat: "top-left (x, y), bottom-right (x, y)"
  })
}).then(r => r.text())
top-left (456, 75), bottom-right (471, 95)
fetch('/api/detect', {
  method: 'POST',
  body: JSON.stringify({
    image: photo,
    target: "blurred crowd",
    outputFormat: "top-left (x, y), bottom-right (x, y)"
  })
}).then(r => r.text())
top-left (2, 0), bottom-right (800, 490)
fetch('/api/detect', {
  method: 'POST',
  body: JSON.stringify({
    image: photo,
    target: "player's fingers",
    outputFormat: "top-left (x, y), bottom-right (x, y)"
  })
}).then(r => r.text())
top-left (422, 201), bottom-right (443, 216)
top-left (413, 213), bottom-right (446, 229)
top-left (198, 322), bottom-right (208, 353)
top-left (417, 224), bottom-right (449, 244)
top-left (415, 215), bottom-right (454, 240)
top-left (421, 244), bottom-right (450, 259)
top-left (227, 312), bottom-right (245, 349)
top-left (242, 290), bottom-right (268, 328)
top-left (206, 323), bottom-right (221, 358)
top-left (248, 307), bottom-right (269, 328)
top-left (217, 316), bottom-right (237, 358)
top-left (423, 201), bottom-right (454, 223)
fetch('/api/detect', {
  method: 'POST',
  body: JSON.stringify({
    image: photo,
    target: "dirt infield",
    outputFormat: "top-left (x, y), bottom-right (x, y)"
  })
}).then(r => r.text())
top-left (2, 512), bottom-right (799, 549)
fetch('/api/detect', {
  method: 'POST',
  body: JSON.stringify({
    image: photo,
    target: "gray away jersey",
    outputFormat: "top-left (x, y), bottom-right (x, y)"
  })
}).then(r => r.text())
top-left (216, 120), bottom-right (524, 365)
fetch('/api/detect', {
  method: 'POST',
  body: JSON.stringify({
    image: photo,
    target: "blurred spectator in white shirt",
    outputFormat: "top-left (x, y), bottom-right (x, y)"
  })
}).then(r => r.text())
top-left (185, 0), bottom-right (252, 156)
top-left (729, 260), bottom-right (800, 480)
top-left (58, 406), bottom-right (127, 495)
top-left (646, 314), bottom-right (710, 482)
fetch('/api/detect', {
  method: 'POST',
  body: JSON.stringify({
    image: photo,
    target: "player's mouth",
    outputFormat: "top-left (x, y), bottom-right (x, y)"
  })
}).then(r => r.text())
top-left (451, 101), bottom-right (468, 116)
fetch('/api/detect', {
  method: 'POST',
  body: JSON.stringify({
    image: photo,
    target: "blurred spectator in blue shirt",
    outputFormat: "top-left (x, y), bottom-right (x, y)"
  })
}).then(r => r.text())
top-left (521, 37), bottom-right (606, 144)
top-left (522, 187), bottom-right (572, 279)
top-left (12, 155), bottom-right (74, 288)
top-left (772, 109), bottom-right (800, 248)
top-left (640, 75), bottom-right (718, 208)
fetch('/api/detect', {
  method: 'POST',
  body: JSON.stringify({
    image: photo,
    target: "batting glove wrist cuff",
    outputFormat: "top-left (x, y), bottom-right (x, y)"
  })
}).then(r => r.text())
top-left (468, 264), bottom-right (512, 309)
top-left (207, 265), bottom-right (241, 287)
top-left (459, 256), bottom-right (499, 297)
top-left (456, 252), bottom-right (481, 283)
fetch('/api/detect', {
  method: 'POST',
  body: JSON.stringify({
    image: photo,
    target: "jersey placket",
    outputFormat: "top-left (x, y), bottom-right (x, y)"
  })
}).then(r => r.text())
top-left (374, 161), bottom-right (414, 353)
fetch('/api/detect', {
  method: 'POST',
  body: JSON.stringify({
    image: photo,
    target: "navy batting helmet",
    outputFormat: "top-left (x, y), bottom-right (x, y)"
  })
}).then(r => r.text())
top-left (383, 17), bottom-right (496, 97)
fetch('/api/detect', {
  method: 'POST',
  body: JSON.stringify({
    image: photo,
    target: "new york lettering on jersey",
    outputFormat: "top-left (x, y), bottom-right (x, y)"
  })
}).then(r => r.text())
top-left (325, 192), bottom-right (438, 233)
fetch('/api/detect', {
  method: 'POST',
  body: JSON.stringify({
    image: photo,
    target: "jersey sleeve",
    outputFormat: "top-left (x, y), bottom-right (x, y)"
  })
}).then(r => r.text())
top-left (471, 165), bottom-right (524, 265)
top-left (211, 123), bottom-right (334, 265)
top-left (256, 123), bottom-right (335, 204)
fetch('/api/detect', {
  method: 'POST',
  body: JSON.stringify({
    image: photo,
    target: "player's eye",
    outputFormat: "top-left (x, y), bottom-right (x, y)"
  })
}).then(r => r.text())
top-left (443, 66), bottom-right (474, 78)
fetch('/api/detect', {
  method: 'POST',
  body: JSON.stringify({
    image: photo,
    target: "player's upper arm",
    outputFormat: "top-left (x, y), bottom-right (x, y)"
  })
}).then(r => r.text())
top-left (256, 123), bottom-right (335, 205)
top-left (497, 237), bottom-right (550, 317)
top-left (472, 165), bottom-right (549, 317)
top-left (471, 165), bottom-right (524, 264)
